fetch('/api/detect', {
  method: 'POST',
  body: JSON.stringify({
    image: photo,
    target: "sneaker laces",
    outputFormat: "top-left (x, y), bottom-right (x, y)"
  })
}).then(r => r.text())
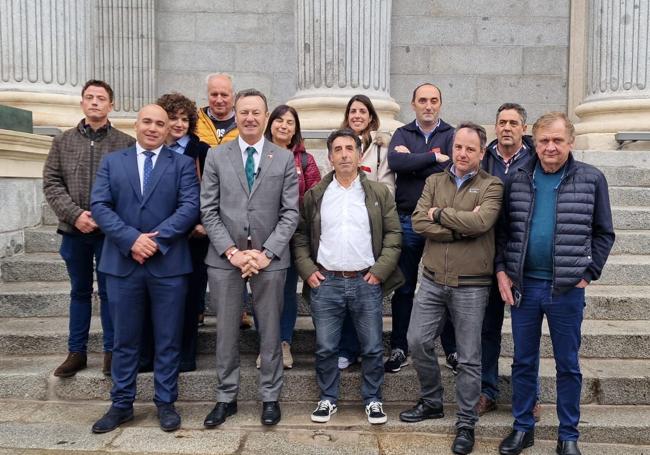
top-left (367, 401), bottom-right (383, 414)
top-left (389, 349), bottom-right (404, 361)
top-left (315, 400), bottom-right (333, 412)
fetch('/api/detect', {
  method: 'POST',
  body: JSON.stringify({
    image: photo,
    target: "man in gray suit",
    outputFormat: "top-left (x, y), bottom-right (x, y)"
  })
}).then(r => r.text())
top-left (200, 88), bottom-right (299, 427)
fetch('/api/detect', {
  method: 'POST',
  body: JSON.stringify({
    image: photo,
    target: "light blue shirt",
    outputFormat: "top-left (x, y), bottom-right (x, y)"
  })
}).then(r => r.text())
top-left (169, 135), bottom-right (190, 155)
top-left (449, 165), bottom-right (478, 189)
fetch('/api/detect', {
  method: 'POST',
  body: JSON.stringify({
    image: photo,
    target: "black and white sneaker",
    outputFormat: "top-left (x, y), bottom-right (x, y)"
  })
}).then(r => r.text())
top-left (445, 352), bottom-right (459, 375)
top-left (365, 401), bottom-right (387, 425)
top-left (311, 400), bottom-right (337, 423)
top-left (384, 348), bottom-right (409, 373)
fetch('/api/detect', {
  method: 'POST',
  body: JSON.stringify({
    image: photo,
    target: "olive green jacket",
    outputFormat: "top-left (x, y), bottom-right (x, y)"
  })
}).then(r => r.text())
top-left (292, 170), bottom-right (404, 299)
top-left (412, 166), bottom-right (503, 287)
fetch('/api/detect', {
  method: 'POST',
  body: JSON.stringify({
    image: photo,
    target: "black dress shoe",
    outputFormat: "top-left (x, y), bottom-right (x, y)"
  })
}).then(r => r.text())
top-left (261, 401), bottom-right (281, 425)
top-left (556, 440), bottom-right (581, 455)
top-left (204, 401), bottom-right (237, 428)
top-left (399, 399), bottom-right (444, 422)
top-left (91, 406), bottom-right (133, 434)
top-left (157, 404), bottom-right (181, 432)
top-left (499, 429), bottom-right (535, 455)
top-left (452, 427), bottom-right (475, 455)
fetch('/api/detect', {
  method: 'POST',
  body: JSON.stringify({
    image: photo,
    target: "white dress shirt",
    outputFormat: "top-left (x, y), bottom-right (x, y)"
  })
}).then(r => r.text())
top-left (136, 142), bottom-right (163, 194)
top-left (238, 136), bottom-right (265, 175)
top-left (317, 175), bottom-right (375, 271)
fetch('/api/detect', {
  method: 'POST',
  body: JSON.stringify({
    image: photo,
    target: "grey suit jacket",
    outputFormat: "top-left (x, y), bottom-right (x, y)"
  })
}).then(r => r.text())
top-left (201, 138), bottom-right (299, 271)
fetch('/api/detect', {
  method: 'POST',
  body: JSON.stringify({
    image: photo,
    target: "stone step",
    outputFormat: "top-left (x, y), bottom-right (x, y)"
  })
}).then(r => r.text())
top-left (575, 150), bottom-right (650, 169)
top-left (1, 316), bottom-right (648, 359)
top-left (2, 281), bottom-right (649, 321)
top-left (597, 254), bottom-right (650, 286)
top-left (612, 206), bottom-right (650, 230)
top-left (1, 400), bottom-right (649, 450)
top-left (608, 186), bottom-right (650, 206)
top-left (1, 353), bottom-right (648, 407)
top-left (599, 165), bottom-right (650, 187)
top-left (0, 252), bottom-right (67, 282)
top-left (612, 230), bottom-right (650, 255)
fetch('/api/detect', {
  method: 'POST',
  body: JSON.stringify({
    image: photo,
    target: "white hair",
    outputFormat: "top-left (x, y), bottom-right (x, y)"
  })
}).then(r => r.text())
top-left (205, 73), bottom-right (235, 94)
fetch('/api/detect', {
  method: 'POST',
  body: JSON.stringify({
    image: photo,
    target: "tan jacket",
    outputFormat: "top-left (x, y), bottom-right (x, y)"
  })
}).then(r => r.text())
top-left (412, 167), bottom-right (503, 286)
top-left (195, 108), bottom-right (239, 147)
top-left (359, 131), bottom-right (395, 194)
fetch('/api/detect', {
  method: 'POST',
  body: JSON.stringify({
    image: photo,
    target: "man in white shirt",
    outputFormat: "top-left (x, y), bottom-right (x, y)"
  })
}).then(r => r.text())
top-left (293, 129), bottom-right (403, 425)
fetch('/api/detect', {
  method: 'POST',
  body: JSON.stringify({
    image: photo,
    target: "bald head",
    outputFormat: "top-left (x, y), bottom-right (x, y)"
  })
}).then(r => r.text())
top-left (135, 104), bottom-right (169, 150)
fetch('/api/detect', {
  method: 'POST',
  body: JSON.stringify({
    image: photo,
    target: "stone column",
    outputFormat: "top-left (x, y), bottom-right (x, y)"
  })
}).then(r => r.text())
top-left (0, 0), bottom-right (94, 127)
top-left (571, 0), bottom-right (650, 149)
top-left (0, 0), bottom-right (154, 130)
top-left (288, 0), bottom-right (401, 132)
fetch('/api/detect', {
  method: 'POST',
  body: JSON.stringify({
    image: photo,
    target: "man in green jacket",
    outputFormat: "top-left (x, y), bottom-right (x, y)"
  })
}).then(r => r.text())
top-left (399, 122), bottom-right (503, 455)
top-left (293, 129), bottom-right (403, 426)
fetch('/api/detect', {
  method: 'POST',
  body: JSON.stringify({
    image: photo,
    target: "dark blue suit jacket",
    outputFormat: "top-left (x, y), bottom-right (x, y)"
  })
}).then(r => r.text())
top-left (91, 145), bottom-right (200, 278)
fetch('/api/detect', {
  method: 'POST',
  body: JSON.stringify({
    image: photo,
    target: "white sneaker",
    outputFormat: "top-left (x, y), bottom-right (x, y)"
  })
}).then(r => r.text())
top-left (365, 401), bottom-right (387, 425)
top-left (338, 356), bottom-right (352, 370)
top-left (311, 400), bottom-right (337, 423)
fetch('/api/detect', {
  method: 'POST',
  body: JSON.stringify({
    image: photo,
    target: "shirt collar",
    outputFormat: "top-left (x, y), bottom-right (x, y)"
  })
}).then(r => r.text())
top-left (207, 107), bottom-right (235, 123)
top-left (238, 136), bottom-right (265, 155)
top-left (415, 118), bottom-right (440, 137)
top-left (450, 165), bottom-right (478, 184)
top-left (495, 142), bottom-right (528, 163)
top-left (331, 173), bottom-right (361, 190)
top-left (175, 135), bottom-right (190, 148)
top-left (136, 142), bottom-right (164, 156)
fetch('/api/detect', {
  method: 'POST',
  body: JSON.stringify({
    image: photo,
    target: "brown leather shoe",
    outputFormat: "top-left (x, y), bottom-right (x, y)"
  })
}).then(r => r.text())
top-left (533, 401), bottom-right (541, 422)
top-left (240, 311), bottom-right (253, 330)
top-left (476, 395), bottom-right (497, 416)
top-left (53, 352), bottom-right (87, 378)
top-left (103, 352), bottom-right (112, 376)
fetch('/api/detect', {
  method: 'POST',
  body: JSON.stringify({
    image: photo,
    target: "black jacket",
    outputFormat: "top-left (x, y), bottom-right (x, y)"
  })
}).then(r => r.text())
top-left (183, 134), bottom-right (210, 179)
top-left (481, 135), bottom-right (535, 183)
top-left (494, 153), bottom-right (615, 294)
top-left (387, 119), bottom-right (455, 214)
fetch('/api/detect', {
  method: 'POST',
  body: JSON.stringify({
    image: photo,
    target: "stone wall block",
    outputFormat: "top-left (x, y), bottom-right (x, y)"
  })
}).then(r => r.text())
top-left (430, 46), bottom-right (523, 75)
top-left (158, 42), bottom-right (234, 72)
top-left (476, 17), bottom-right (569, 47)
top-left (523, 46), bottom-right (569, 75)
top-left (391, 17), bottom-right (475, 46)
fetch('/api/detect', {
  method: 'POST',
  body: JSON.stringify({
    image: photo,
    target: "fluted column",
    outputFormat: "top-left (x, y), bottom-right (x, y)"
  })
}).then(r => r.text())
top-left (0, 0), bottom-right (94, 126)
top-left (94, 0), bottom-right (155, 116)
top-left (288, 0), bottom-right (401, 131)
top-left (571, 0), bottom-right (650, 148)
top-left (0, 0), bottom-right (154, 129)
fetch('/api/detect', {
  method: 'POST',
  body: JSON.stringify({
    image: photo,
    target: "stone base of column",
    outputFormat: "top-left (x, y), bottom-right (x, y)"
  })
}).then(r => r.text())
top-left (574, 99), bottom-right (650, 150)
top-left (0, 91), bottom-right (136, 135)
top-left (287, 95), bottom-right (403, 133)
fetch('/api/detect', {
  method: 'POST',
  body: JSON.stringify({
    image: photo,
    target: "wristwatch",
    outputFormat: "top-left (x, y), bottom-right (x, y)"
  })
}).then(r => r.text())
top-left (264, 250), bottom-right (274, 260)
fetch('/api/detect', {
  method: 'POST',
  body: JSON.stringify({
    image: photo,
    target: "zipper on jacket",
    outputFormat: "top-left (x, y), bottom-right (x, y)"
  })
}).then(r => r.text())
top-left (88, 140), bottom-right (95, 209)
top-left (549, 167), bottom-right (570, 289)
top-left (517, 170), bottom-right (535, 290)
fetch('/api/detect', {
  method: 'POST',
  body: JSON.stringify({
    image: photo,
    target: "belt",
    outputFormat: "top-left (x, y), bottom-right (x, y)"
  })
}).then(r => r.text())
top-left (318, 266), bottom-right (370, 278)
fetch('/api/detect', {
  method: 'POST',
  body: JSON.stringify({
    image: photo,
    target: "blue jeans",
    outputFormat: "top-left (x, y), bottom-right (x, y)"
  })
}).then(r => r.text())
top-left (511, 278), bottom-right (584, 441)
top-left (59, 233), bottom-right (112, 352)
top-left (310, 273), bottom-right (384, 405)
top-left (390, 214), bottom-right (456, 355)
top-left (408, 276), bottom-right (489, 429)
top-left (482, 280), bottom-right (541, 401)
top-left (280, 261), bottom-right (299, 343)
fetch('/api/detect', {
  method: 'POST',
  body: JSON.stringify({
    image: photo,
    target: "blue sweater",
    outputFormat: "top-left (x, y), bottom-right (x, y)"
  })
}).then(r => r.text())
top-left (387, 119), bottom-right (455, 214)
top-left (524, 161), bottom-right (565, 280)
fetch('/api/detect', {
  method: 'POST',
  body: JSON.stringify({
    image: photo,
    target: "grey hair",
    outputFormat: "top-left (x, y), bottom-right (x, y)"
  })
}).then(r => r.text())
top-left (205, 73), bottom-right (235, 94)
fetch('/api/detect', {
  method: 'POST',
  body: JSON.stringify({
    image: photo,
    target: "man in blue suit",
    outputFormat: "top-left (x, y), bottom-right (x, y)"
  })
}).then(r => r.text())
top-left (89, 104), bottom-right (200, 433)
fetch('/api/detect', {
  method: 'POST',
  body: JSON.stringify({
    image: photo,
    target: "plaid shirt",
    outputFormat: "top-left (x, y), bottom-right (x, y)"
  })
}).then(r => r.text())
top-left (43, 120), bottom-right (135, 234)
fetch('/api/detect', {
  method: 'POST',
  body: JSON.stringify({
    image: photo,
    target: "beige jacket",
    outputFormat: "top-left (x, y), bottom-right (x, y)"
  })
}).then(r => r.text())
top-left (358, 131), bottom-right (395, 194)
